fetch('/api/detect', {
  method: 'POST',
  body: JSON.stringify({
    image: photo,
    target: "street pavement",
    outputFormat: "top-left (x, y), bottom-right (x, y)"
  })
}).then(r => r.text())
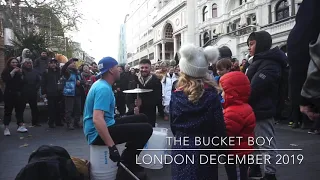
top-left (0, 119), bottom-right (320, 180)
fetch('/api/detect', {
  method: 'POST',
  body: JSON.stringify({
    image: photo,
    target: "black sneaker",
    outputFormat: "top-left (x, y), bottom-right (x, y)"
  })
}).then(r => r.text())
top-left (248, 165), bottom-right (262, 179)
top-left (260, 173), bottom-right (277, 180)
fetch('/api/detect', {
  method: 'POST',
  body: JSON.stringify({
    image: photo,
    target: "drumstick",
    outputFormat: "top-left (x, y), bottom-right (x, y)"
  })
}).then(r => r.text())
top-left (119, 162), bottom-right (140, 180)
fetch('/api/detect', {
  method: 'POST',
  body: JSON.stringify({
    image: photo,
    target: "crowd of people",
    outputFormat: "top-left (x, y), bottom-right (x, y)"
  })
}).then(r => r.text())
top-left (4, 1), bottom-right (320, 179)
top-left (1, 51), bottom-right (101, 135)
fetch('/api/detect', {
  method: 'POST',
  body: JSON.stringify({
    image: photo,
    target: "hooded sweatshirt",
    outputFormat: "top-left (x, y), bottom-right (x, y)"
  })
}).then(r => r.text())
top-left (245, 31), bottom-right (288, 120)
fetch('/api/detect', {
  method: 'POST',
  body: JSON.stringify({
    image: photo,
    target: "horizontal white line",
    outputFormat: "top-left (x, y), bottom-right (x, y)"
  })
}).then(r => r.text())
top-left (137, 149), bottom-right (303, 151)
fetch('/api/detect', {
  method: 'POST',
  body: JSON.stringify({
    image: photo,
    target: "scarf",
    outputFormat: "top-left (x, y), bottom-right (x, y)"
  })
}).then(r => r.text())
top-left (138, 73), bottom-right (153, 86)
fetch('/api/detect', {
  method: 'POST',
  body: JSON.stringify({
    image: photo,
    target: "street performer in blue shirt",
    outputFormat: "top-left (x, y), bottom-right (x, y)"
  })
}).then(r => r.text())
top-left (83, 56), bottom-right (152, 180)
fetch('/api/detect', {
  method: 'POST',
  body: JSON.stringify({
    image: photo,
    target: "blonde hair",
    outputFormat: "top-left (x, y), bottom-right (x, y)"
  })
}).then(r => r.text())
top-left (176, 72), bottom-right (220, 103)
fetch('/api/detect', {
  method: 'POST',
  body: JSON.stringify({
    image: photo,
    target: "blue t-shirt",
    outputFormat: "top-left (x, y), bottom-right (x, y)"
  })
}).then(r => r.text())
top-left (83, 79), bottom-right (116, 144)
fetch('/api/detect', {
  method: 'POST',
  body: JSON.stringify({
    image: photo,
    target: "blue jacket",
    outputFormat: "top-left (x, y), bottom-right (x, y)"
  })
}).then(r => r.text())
top-left (246, 47), bottom-right (287, 120)
top-left (63, 73), bottom-right (80, 96)
top-left (170, 87), bottom-right (227, 180)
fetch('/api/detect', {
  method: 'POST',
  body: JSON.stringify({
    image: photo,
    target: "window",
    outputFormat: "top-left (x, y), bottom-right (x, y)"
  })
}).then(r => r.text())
top-left (149, 53), bottom-right (154, 60)
top-left (275, 0), bottom-right (289, 21)
top-left (141, 55), bottom-right (148, 60)
top-left (203, 6), bottom-right (208, 22)
top-left (164, 24), bottom-right (173, 38)
top-left (203, 32), bottom-right (210, 46)
top-left (240, 0), bottom-right (247, 5)
top-left (212, 4), bottom-right (217, 18)
top-left (148, 39), bottom-right (154, 46)
top-left (140, 43), bottom-right (147, 51)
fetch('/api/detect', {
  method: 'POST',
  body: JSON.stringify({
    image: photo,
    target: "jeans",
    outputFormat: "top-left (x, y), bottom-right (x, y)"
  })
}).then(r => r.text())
top-left (92, 114), bottom-right (153, 169)
top-left (254, 117), bottom-right (277, 175)
top-left (64, 96), bottom-right (81, 127)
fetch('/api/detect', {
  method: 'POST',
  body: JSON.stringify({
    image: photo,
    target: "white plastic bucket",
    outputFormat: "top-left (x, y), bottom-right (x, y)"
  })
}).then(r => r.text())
top-left (90, 143), bottom-right (126, 180)
top-left (137, 128), bottom-right (168, 169)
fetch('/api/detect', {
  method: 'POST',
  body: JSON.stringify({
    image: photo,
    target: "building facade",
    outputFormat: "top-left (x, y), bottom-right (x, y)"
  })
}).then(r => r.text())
top-left (118, 24), bottom-right (127, 64)
top-left (125, 0), bottom-right (302, 66)
top-left (197, 0), bottom-right (302, 60)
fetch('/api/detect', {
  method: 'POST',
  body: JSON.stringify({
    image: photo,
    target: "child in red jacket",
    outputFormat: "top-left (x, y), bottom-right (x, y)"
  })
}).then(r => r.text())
top-left (220, 71), bottom-right (256, 180)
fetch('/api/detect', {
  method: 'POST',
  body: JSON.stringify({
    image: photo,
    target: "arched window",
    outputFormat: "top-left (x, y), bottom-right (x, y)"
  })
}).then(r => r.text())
top-left (203, 6), bottom-right (208, 22)
top-left (275, 0), bottom-right (289, 21)
top-left (203, 32), bottom-right (210, 46)
top-left (212, 4), bottom-right (217, 18)
top-left (164, 24), bottom-right (173, 38)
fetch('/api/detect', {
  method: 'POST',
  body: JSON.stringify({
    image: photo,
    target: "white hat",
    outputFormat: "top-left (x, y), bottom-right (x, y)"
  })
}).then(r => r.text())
top-left (179, 44), bottom-right (219, 78)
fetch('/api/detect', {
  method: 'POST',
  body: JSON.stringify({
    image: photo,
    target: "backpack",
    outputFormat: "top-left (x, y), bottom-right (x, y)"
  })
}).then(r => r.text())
top-left (15, 145), bottom-right (83, 180)
top-left (276, 65), bottom-right (291, 119)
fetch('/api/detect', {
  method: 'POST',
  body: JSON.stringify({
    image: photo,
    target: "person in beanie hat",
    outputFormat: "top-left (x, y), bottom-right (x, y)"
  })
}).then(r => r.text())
top-left (83, 57), bottom-right (152, 180)
top-left (170, 44), bottom-right (227, 180)
top-left (61, 58), bottom-right (85, 130)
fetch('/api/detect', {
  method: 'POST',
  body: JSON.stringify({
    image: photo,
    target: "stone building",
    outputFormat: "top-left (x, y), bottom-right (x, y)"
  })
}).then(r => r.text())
top-left (125, 0), bottom-right (302, 66)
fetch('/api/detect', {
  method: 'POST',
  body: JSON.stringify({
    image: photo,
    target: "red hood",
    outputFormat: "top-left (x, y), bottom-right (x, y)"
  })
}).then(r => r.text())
top-left (220, 72), bottom-right (251, 108)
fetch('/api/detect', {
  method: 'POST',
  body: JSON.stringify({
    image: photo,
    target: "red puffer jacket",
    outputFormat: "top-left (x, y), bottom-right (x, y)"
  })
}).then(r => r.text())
top-left (220, 71), bottom-right (256, 156)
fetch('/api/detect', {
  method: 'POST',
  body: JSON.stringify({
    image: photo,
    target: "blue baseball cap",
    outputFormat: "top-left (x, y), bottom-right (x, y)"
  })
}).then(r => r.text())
top-left (96, 57), bottom-right (118, 77)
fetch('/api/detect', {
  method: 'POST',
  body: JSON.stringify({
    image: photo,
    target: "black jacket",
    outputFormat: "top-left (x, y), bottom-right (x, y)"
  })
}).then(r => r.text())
top-left (41, 68), bottom-right (61, 97)
top-left (1, 68), bottom-right (24, 94)
top-left (287, 0), bottom-right (320, 108)
top-left (126, 74), bottom-right (162, 125)
top-left (246, 47), bottom-right (287, 120)
top-left (22, 68), bottom-right (41, 96)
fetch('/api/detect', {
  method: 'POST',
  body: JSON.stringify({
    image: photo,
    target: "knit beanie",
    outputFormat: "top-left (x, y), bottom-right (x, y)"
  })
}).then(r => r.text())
top-left (179, 44), bottom-right (220, 78)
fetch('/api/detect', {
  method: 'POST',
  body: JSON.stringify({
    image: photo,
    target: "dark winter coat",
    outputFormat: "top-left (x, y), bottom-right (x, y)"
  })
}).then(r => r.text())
top-left (220, 71), bottom-right (255, 156)
top-left (246, 47), bottom-right (287, 120)
top-left (41, 68), bottom-right (61, 97)
top-left (21, 68), bottom-right (41, 96)
top-left (1, 68), bottom-right (24, 94)
top-left (170, 86), bottom-right (226, 180)
top-left (287, 0), bottom-right (320, 108)
top-left (34, 57), bottom-right (50, 75)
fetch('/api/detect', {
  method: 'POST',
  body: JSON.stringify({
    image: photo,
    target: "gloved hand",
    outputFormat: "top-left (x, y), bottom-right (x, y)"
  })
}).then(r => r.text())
top-left (108, 145), bottom-right (121, 163)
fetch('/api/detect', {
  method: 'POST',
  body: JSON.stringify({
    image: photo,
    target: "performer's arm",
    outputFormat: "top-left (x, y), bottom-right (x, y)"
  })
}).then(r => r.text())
top-left (93, 110), bottom-right (115, 147)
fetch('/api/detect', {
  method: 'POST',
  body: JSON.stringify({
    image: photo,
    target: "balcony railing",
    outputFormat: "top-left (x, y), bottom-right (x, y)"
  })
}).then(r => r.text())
top-left (230, 1), bottom-right (256, 16)
top-left (261, 17), bottom-right (296, 35)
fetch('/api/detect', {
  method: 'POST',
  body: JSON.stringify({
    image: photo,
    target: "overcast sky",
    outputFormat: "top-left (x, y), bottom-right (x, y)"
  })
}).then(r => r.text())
top-left (72, 0), bottom-right (130, 62)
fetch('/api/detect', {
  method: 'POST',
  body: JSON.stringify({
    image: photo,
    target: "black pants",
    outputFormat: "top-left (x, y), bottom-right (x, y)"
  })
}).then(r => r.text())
top-left (22, 93), bottom-right (39, 125)
top-left (64, 96), bottom-right (81, 126)
top-left (225, 158), bottom-right (249, 180)
top-left (157, 103), bottom-right (164, 117)
top-left (92, 114), bottom-right (153, 169)
top-left (116, 93), bottom-right (126, 115)
top-left (47, 96), bottom-right (62, 125)
top-left (3, 92), bottom-right (25, 126)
